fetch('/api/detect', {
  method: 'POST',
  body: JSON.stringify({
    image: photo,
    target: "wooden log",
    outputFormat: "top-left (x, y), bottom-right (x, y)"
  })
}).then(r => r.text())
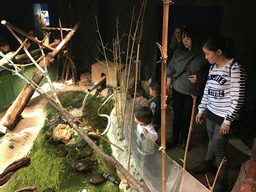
top-left (0, 157), bottom-right (31, 186)
top-left (0, 22), bottom-right (79, 131)
top-left (14, 40), bottom-right (60, 64)
top-left (15, 186), bottom-right (37, 192)
top-left (1, 20), bottom-right (54, 51)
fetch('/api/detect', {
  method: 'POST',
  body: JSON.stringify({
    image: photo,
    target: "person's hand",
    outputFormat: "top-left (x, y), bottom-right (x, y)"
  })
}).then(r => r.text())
top-left (195, 113), bottom-right (203, 124)
top-left (189, 75), bottom-right (197, 84)
top-left (220, 123), bottom-right (230, 135)
top-left (143, 128), bottom-right (148, 135)
top-left (166, 84), bottom-right (171, 95)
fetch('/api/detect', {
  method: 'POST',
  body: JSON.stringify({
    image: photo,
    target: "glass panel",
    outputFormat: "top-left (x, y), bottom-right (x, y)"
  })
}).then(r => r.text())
top-left (123, 102), bottom-right (210, 192)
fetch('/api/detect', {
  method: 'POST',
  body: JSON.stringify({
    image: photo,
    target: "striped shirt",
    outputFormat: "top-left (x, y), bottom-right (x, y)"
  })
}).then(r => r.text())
top-left (198, 59), bottom-right (247, 125)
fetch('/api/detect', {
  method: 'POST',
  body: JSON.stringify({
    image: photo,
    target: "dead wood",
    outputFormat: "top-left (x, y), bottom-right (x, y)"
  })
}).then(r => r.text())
top-left (0, 22), bottom-right (79, 130)
top-left (15, 186), bottom-right (37, 192)
top-left (0, 172), bottom-right (15, 186)
top-left (1, 20), bottom-right (54, 51)
top-left (0, 157), bottom-right (31, 186)
top-left (14, 40), bottom-right (60, 64)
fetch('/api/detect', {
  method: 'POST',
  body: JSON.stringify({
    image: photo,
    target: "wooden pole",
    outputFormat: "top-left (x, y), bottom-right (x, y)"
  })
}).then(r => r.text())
top-left (154, 0), bottom-right (172, 192)
top-left (0, 22), bottom-right (79, 130)
top-left (179, 95), bottom-right (197, 192)
top-left (1, 20), bottom-right (54, 51)
top-left (128, 44), bottom-right (140, 171)
top-left (182, 95), bottom-right (197, 170)
top-left (159, 1), bottom-right (172, 191)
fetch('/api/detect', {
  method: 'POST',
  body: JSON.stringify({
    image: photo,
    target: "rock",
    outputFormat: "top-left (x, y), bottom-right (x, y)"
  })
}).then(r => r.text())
top-left (71, 159), bottom-right (96, 172)
top-left (52, 124), bottom-right (72, 144)
top-left (68, 145), bottom-right (93, 160)
top-left (88, 173), bottom-right (106, 184)
top-left (54, 144), bottom-right (68, 157)
top-left (75, 136), bottom-right (88, 148)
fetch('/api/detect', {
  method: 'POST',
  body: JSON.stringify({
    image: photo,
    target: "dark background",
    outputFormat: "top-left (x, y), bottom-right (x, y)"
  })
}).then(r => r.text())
top-left (1, 0), bottom-right (256, 142)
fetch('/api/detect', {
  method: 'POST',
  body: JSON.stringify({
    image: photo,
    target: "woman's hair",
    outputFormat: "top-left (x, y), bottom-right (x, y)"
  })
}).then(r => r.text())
top-left (134, 106), bottom-right (152, 125)
top-left (170, 27), bottom-right (181, 50)
top-left (203, 35), bottom-right (236, 59)
top-left (181, 24), bottom-right (204, 51)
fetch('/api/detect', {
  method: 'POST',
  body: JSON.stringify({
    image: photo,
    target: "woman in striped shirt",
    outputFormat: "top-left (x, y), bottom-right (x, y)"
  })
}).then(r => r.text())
top-left (193, 35), bottom-right (247, 192)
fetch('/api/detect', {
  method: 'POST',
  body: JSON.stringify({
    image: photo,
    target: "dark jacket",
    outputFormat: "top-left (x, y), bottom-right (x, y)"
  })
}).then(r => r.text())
top-left (167, 48), bottom-right (205, 96)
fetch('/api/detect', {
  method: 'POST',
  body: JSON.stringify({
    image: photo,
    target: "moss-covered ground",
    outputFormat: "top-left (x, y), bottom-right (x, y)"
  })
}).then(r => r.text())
top-left (0, 91), bottom-right (123, 192)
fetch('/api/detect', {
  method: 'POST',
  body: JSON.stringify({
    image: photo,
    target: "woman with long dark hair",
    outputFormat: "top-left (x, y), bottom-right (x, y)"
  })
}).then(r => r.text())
top-left (166, 24), bottom-right (205, 150)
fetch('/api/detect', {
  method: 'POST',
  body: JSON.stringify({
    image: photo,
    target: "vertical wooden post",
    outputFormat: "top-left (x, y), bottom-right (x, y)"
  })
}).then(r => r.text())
top-left (160, 1), bottom-right (172, 191)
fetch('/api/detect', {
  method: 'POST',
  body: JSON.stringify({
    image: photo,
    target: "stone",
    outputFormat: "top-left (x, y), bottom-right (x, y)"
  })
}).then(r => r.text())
top-left (71, 159), bottom-right (96, 172)
top-left (68, 145), bottom-right (93, 160)
top-left (75, 136), bottom-right (88, 148)
top-left (52, 124), bottom-right (72, 144)
top-left (88, 173), bottom-right (106, 184)
top-left (54, 144), bottom-right (68, 157)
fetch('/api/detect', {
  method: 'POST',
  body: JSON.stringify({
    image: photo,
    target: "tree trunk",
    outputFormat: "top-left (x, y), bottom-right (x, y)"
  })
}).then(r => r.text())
top-left (0, 55), bottom-right (51, 130)
top-left (0, 22), bottom-right (79, 131)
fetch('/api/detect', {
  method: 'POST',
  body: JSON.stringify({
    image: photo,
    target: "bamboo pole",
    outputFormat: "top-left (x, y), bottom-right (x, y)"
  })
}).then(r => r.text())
top-left (179, 95), bottom-right (197, 192)
top-left (206, 158), bottom-right (227, 191)
top-left (158, 1), bottom-right (173, 191)
top-left (182, 95), bottom-right (197, 170)
top-left (128, 44), bottom-right (140, 171)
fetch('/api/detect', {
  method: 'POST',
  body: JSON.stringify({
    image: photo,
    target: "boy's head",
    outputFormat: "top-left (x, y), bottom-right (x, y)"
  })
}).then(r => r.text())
top-left (149, 81), bottom-right (161, 97)
top-left (0, 40), bottom-right (10, 54)
top-left (134, 106), bottom-right (152, 125)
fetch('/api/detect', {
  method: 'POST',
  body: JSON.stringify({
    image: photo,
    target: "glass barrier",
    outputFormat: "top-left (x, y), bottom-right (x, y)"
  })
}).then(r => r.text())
top-left (123, 102), bottom-right (210, 192)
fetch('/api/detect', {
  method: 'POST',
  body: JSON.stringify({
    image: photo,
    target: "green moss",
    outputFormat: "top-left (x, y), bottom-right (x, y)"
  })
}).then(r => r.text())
top-left (0, 91), bottom-right (120, 192)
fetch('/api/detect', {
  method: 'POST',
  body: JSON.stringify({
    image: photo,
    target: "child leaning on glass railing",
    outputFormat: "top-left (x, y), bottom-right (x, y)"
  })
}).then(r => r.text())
top-left (134, 106), bottom-right (158, 155)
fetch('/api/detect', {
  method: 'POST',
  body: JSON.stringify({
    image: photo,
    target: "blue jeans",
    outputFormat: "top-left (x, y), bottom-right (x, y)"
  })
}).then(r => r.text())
top-left (205, 118), bottom-right (229, 178)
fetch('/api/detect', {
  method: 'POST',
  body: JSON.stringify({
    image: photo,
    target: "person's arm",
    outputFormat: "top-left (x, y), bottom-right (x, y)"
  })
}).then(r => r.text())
top-left (224, 64), bottom-right (247, 125)
top-left (189, 74), bottom-right (197, 84)
top-left (198, 81), bottom-right (209, 115)
top-left (166, 77), bottom-right (172, 87)
top-left (143, 127), bottom-right (158, 142)
top-left (220, 64), bottom-right (246, 135)
top-left (166, 77), bottom-right (172, 95)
